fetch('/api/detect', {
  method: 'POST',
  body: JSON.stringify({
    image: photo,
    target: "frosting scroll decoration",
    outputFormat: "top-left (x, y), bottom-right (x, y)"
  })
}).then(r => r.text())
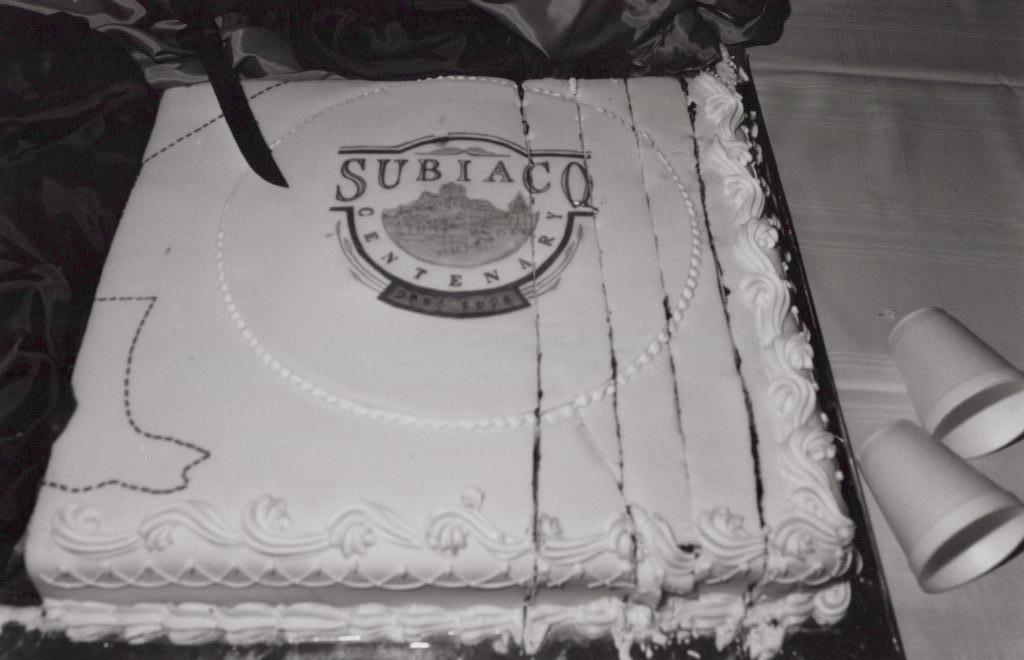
top-left (694, 507), bottom-right (765, 585)
top-left (696, 66), bottom-right (855, 589)
top-left (47, 491), bottom-right (738, 594)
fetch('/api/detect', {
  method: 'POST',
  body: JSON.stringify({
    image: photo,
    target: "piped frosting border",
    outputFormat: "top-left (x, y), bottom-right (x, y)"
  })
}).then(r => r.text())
top-left (690, 62), bottom-right (855, 589)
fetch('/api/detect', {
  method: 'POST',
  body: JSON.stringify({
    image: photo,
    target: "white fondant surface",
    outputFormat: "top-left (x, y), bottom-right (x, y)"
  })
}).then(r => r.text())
top-left (22, 67), bottom-right (853, 656)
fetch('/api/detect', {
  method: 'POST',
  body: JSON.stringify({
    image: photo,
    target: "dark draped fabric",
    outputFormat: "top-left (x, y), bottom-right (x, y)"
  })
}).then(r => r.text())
top-left (0, 8), bottom-right (158, 561)
top-left (5, 1), bottom-right (788, 84)
top-left (257, 0), bottom-right (789, 79)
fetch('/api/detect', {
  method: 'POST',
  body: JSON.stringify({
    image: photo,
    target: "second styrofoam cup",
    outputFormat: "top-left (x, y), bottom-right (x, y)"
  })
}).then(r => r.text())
top-left (854, 420), bottom-right (1024, 592)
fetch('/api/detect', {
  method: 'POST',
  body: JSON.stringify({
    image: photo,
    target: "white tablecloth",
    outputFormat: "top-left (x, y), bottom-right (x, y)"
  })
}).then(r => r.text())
top-left (750, 2), bottom-right (1024, 658)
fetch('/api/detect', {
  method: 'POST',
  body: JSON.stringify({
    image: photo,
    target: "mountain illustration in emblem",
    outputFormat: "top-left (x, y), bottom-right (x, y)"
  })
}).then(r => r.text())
top-left (382, 182), bottom-right (539, 268)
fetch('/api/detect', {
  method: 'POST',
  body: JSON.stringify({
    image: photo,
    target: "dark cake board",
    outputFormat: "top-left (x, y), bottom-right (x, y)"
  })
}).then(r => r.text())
top-left (0, 50), bottom-right (904, 660)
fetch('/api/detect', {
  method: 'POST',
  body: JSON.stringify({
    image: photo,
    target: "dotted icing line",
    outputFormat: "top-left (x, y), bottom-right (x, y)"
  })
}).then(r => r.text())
top-left (524, 84), bottom-right (704, 425)
top-left (216, 77), bottom-right (703, 431)
top-left (43, 297), bottom-right (211, 495)
top-left (142, 81), bottom-right (290, 165)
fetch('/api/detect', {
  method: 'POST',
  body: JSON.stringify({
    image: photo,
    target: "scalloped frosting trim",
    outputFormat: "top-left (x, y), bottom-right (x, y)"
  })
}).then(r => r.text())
top-left (43, 490), bottom-right (762, 595)
top-left (2, 585), bottom-right (849, 655)
top-left (34, 599), bottom-right (524, 647)
top-left (525, 593), bottom-right (749, 654)
top-left (692, 65), bottom-right (855, 587)
top-left (215, 76), bottom-right (703, 431)
top-left (46, 489), bottom-right (529, 591)
top-left (20, 594), bottom-right (749, 654)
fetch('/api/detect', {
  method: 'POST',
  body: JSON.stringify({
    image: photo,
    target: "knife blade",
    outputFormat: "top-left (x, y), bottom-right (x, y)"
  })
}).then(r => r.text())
top-left (172, 1), bottom-right (288, 188)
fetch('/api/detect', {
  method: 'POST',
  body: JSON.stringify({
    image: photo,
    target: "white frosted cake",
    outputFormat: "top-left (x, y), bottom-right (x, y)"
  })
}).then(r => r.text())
top-left (22, 61), bottom-right (854, 657)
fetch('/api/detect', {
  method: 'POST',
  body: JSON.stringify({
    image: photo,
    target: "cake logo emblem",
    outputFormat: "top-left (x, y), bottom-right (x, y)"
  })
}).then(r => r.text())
top-left (331, 133), bottom-right (591, 318)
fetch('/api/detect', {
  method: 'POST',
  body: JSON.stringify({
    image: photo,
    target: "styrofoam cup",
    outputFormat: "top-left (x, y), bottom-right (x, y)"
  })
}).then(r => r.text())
top-left (889, 307), bottom-right (1024, 458)
top-left (854, 420), bottom-right (1024, 592)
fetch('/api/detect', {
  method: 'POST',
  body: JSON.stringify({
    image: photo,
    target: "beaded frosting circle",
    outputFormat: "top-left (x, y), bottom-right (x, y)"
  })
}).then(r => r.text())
top-left (215, 77), bottom-right (704, 431)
